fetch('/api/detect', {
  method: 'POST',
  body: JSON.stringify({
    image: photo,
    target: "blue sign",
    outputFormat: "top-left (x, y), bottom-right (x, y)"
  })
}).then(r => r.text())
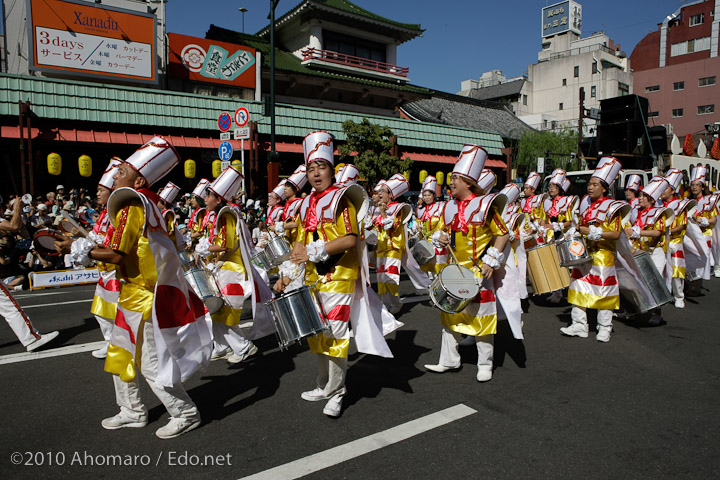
top-left (542, 1), bottom-right (581, 38)
top-left (219, 141), bottom-right (233, 161)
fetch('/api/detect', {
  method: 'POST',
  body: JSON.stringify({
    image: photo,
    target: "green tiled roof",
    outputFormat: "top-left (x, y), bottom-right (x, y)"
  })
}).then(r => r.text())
top-left (205, 25), bottom-right (429, 95)
top-left (0, 74), bottom-right (503, 155)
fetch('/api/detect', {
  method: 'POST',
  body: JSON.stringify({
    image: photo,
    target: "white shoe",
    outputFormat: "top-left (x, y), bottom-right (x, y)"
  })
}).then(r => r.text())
top-left (674, 299), bottom-right (685, 309)
top-left (210, 347), bottom-right (232, 361)
top-left (476, 366), bottom-right (492, 382)
top-left (424, 364), bottom-right (461, 373)
top-left (91, 342), bottom-right (109, 359)
top-left (26, 331), bottom-right (59, 352)
top-left (227, 344), bottom-right (258, 364)
top-left (596, 328), bottom-right (611, 343)
top-left (301, 387), bottom-right (330, 402)
top-left (155, 417), bottom-right (201, 439)
top-left (323, 393), bottom-right (344, 417)
top-left (714, 269), bottom-right (720, 278)
top-left (101, 411), bottom-right (148, 430)
top-left (560, 323), bottom-right (588, 338)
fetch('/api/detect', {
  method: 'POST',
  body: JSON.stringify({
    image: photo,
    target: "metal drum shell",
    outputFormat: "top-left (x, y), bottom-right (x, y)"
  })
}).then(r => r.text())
top-left (430, 264), bottom-right (479, 314)
top-left (365, 229), bottom-right (378, 251)
top-left (264, 286), bottom-right (328, 350)
top-left (183, 267), bottom-right (224, 314)
top-left (556, 235), bottom-right (591, 267)
top-left (412, 239), bottom-right (436, 265)
top-left (264, 235), bottom-right (292, 266)
top-left (251, 249), bottom-right (273, 271)
top-left (618, 252), bottom-right (674, 314)
top-left (526, 244), bottom-right (571, 295)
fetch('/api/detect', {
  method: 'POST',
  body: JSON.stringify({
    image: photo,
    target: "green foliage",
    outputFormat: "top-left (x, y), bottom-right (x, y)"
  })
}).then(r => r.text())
top-left (516, 128), bottom-right (578, 171)
top-left (338, 118), bottom-right (413, 188)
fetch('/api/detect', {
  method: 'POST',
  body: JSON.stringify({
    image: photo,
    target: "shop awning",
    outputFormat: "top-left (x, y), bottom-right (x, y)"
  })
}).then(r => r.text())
top-left (402, 151), bottom-right (506, 168)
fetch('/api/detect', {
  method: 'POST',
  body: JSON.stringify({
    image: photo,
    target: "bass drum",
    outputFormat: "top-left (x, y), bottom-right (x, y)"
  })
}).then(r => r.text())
top-left (430, 264), bottom-right (479, 314)
top-left (526, 244), bottom-right (571, 295)
top-left (264, 286), bottom-right (328, 350)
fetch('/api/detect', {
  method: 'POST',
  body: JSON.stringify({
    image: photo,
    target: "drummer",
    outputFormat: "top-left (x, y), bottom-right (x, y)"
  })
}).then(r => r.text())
top-left (563, 157), bottom-right (625, 342)
top-left (265, 181), bottom-right (286, 230)
top-left (187, 179), bottom-right (210, 248)
top-left (520, 171), bottom-right (544, 243)
top-left (416, 175), bottom-right (446, 276)
top-left (196, 166), bottom-right (259, 364)
top-left (625, 176), bottom-right (674, 325)
top-left (688, 166), bottom-right (720, 278)
top-left (541, 168), bottom-right (574, 242)
top-left (425, 145), bottom-right (509, 382)
top-left (158, 182), bottom-right (183, 251)
top-left (662, 168), bottom-right (692, 308)
top-left (276, 165), bottom-right (307, 241)
top-left (625, 174), bottom-right (642, 223)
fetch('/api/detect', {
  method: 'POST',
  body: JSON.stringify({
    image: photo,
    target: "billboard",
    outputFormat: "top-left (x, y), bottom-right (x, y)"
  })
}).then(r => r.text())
top-left (542, 1), bottom-right (582, 38)
top-left (168, 33), bottom-right (256, 89)
top-left (26, 0), bottom-right (157, 84)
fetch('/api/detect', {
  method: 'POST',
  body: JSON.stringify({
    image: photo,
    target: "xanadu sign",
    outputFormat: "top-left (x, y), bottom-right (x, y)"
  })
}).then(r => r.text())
top-left (168, 33), bottom-right (256, 89)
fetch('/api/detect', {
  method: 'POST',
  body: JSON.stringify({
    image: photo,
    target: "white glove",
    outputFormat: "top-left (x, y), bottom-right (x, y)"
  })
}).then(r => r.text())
top-left (699, 217), bottom-right (710, 228)
top-left (87, 231), bottom-right (105, 246)
top-left (519, 229), bottom-right (533, 242)
top-left (206, 262), bottom-right (217, 273)
top-left (508, 230), bottom-right (516, 242)
top-left (481, 246), bottom-right (505, 270)
top-left (588, 225), bottom-right (603, 241)
top-left (565, 226), bottom-right (577, 238)
top-left (274, 221), bottom-right (285, 235)
top-left (364, 215), bottom-right (373, 229)
top-left (195, 237), bottom-right (211, 258)
top-left (279, 260), bottom-right (305, 292)
top-left (381, 216), bottom-right (394, 231)
top-left (306, 240), bottom-right (330, 263)
top-left (70, 237), bottom-right (95, 267)
top-left (551, 222), bottom-right (561, 232)
top-left (630, 225), bottom-right (641, 239)
top-left (430, 230), bottom-right (445, 249)
top-left (184, 232), bottom-right (192, 247)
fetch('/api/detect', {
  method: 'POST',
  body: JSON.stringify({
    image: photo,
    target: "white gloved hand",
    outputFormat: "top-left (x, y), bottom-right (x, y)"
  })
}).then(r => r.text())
top-left (195, 237), bottom-right (211, 258)
top-left (430, 230), bottom-right (445, 249)
top-left (630, 225), bottom-right (641, 239)
top-left (279, 260), bottom-right (305, 292)
top-left (565, 226), bottom-right (577, 238)
top-left (508, 230), bottom-right (516, 242)
top-left (274, 221), bottom-right (285, 235)
top-left (551, 222), bottom-right (561, 232)
top-left (364, 215), bottom-right (373, 229)
top-left (381, 216), bottom-right (394, 231)
top-left (699, 216), bottom-right (710, 228)
top-left (588, 225), bottom-right (603, 241)
top-left (87, 231), bottom-right (105, 246)
top-left (70, 237), bottom-right (95, 267)
top-left (481, 246), bottom-right (505, 270)
top-left (206, 262), bottom-right (217, 273)
top-left (306, 240), bottom-right (330, 263)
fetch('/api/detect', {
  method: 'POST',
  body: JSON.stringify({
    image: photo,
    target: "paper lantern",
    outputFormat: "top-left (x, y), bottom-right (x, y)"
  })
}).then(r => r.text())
top-left (184, 159), bottom-right (196, 178)
top-left (419, 169), bottom-right (428, 183)
top-left (212, 159), bottom-right (222, 178)
top-left (78, 155), bottom-right (92, 177)
top-left (231, 159), bottom-right (242, 172)
top-left (403, 171), bottom-right (411, 181)
top-left (436, 171), bottom-right (445, 186)
top-left (47, 153), bottom-right (62, 176)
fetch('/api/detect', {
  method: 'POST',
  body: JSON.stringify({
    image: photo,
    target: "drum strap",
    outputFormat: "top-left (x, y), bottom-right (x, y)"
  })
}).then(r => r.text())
top-left (310, 231), bottom-right (343, 276)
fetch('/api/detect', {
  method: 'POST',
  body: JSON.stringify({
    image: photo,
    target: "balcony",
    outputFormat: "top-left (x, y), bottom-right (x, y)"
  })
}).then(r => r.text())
top-left (300, 48), bottom-right (410, 83)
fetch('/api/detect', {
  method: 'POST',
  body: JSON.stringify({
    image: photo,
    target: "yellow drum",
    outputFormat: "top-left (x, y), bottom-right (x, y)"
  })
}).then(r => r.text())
top-left (526, 243), bottom-right (571, 295)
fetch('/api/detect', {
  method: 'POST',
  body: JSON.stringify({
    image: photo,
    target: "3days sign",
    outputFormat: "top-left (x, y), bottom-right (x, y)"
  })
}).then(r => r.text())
top-left (168, 33), bottom-right (256, 88)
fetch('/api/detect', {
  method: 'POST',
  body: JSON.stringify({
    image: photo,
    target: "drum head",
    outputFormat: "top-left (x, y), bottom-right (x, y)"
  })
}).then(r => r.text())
top-left (59, 220), bottom-right (76, 235)
top-left (439, 264), bottom-right (478, 300)
top-left (33, 230), bottom-right (62, 256)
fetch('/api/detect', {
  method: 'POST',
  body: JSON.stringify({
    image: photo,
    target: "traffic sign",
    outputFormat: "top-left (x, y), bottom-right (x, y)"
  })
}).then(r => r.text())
top-left (234, 127), bottom-right (250, 140)
top-left (219, 141), bottom-right (233, 161)
top-left (537, 157), bottom-right (545, 174)
top-left (218, 112), bottom-right (232, 132)
top-left (220, 132), bottom-right (231, 141)
top-left (221, 160), bottom-right (231, 171)
top-left (234, 107), bottom-right (250, 127)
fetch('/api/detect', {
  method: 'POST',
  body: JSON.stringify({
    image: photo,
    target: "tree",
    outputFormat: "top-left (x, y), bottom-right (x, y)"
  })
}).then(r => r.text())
top-left (515, 128), bottom-right (578, 172)
top-left (338, 118), bottom-right (413, 188)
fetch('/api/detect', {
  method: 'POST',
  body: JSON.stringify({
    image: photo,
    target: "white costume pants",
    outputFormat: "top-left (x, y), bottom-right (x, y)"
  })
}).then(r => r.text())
top-left (0, 283), bottom-right (40, 346)
top-left (672, 277), bottom-right (684, 302)
top-left (212, 322), bottom-right (252, 355)
top-left (95, 315), bottom-right (114, 341)
top-left (571, 306), bottom-right (612, 333)
top-left (314, 354), bottom-right (347, 399)
top-left (438, 326), bottom-right (493, 369)
top-left (112, 320), bottom-right (199, 422)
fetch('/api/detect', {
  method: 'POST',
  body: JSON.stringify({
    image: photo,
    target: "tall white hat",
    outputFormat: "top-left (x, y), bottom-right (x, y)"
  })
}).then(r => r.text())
top-left (374, 180), bottom-right (386, 193)
top-left (478, 168), bottom-right (496, 193)
top-left (335, 165), bottom-right (345, 183)
top-left (98, 157), bottom-right (122, 190)
top-left (592, 157), bottom-right (623, 186)
top-left (123, 135), bottom-right (180, 187)
top-left (524, 171), bottom-right (541, 191)
top-left (271, 179), bottom-right (287, 200)
top-left (499, 183), bottom-right (521, 205)
top-left (303, 131), bottom-right (334, 166)
top-left (642, 176), bottom-right (670, 204)
top-left (548, 168), bottom-right (566, 187)
top-left (286, 164), bottom-right (307, 191)
top-left (690, 165), bottom-right (708, 184)
top-left (561, 178), bottom-right (572, 194)
top-left (159, 181), bottom-right (180, 204)
top-left (625, 174), bottom-right (642, 192)
top-left (453, 144), bottom-right (488, 183)
top-left (665, 168), bottom-right (683, 192)
top-left (421, 175), bottom-right (437, 194)
top-left (209, 166), bottom-right (244, 203)
top-left (192, 178), bottom-right (210, 198)
top-left (384, 173), bottom-right (410, 200)
top-left (338, 164), bottom-right (360, 186)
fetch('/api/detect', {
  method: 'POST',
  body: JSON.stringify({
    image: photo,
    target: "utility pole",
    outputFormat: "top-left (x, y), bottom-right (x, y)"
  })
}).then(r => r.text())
top-left (578, 87), bottom-right (585, 159)
top-left (268, 1), bottom-right (279, 165)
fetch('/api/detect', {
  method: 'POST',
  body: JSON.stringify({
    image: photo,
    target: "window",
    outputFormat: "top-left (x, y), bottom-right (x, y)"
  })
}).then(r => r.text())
top-left (591, 86), bottom-right (596, 97)
top-left (559, 103), bottom-right (564, 110)
top-left (689, 13), bottom-right (704, 26)
top-left (698, 105), bottom-right (715, 115)
top-left (551, 121), bottom-right (557, 129)
top-left (592, 61), bottom-right (598, 74)
top-left (645, 85), bottom-right (660, 92)
top-left (648, 111), bottom-right (659, 118)
top-left (574, 66), bottom-right (579, 78)
top-left (671, 37), bottom-right (711, 56)
top-left (523, 94), bottom-right (528, 105)
top-left (562, 78), bottom-right (567, 86)
top-left (324, 31), bottom-right (386, 63)
top-left (699, 76), bottom-right (716, 87)
top-left (673, 81), bottom-right (685, 91)
top-left (672, 108), bottom-right (684, 118)
top-left (618, 83), bottom-right (629, 96)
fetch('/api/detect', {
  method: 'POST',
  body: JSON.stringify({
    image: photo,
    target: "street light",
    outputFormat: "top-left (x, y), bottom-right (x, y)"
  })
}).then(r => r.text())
top-left (238, 7), bottom-right (248, 33)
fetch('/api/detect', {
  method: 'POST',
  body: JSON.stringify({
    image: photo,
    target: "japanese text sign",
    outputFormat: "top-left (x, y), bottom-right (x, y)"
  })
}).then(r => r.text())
top-left (541, 1), bottom-right (582, 38)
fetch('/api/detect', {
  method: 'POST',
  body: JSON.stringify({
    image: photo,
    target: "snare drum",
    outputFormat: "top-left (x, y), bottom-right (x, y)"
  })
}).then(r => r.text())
top-left (365, 229), bottom-right (378, 252)
top-left (184, 267), bottom-right (224, 314)
top-left (430, 264), bottom-right (479, 314)
top-left (264, 286), bottom-right (328, 350)
top-left (556, 235), bottom-right (591, 267)
top-left (58, 220), bottom-right (78, 236)
top-left (264, 235), bottom-right (291, 266)
top-left (411, 239), bottom-right (436, 265)
top-left (526, 244), bottom-right (571, 295)
top-left (32, 229), bottom-right (64, 256)
top-left (178, 251), bottom-right (195, 272)
top-left (618, 251), bottom-right (673, 314)
top-left (251, 249), bottom-right (272, 271)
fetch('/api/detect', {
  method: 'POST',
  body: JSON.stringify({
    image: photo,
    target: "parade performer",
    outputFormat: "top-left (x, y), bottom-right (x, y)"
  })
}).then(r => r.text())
top-left (563, 157), bottom-right (626, 343)
top-left (266, 181), bottom-right (286, 229)
top-left (80, 137), bottom-right (212, 439)
top-left (541, 168), bottom-right (577, 241)
top-left (625, 174), bottom-right (642, 224)
top-left (416, 175), bottom-right (447, 275)
top-left (158, 181), bottom-right (183, 251)
top-left (276, 131), bottom-right (399, 417)
top-left (424, 144), bottom-right (509, 382)
top-left (187, 179), bottom-right (210, 247)
top-left (521, 171), bottom-right (544, 245)
top-left (276, 164), bottom-right (307, 240)
top-left (688, 166), bottom-right (720, 278)
top-left (662, 168), bottom-right (694, 308)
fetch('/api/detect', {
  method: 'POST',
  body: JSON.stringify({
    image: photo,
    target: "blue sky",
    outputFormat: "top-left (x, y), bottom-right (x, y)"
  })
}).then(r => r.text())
top-left (166, 0), bottom-right (686, 93)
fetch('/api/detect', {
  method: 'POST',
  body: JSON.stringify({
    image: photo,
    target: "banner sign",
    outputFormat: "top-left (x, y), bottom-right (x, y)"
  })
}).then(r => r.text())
top-left (541, 1), bottom-right (582, 38)
top-left (29, 268), bottom-right (100, 290)
top-left (27, 0), bottom-right (157, 84)
top-left (168, 33), bottom-right (256, 88)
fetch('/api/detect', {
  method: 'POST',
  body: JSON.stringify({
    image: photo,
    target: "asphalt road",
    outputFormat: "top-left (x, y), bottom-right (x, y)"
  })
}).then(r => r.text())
top-left (1, 276), bottom-right (719, 480)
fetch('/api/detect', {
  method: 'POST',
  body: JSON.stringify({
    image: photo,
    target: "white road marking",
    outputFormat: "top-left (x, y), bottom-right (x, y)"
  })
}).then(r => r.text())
top-left (238, 403), bottom-right (477, 480)
top-left (0, 341), bottom-right (106, 365)
top-left (22, 299), bottom-right (93, 309)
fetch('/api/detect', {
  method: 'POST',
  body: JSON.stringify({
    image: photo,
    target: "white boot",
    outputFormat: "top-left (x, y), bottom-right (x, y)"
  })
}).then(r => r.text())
top-left (560, 307), bottom-right (588, 337)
